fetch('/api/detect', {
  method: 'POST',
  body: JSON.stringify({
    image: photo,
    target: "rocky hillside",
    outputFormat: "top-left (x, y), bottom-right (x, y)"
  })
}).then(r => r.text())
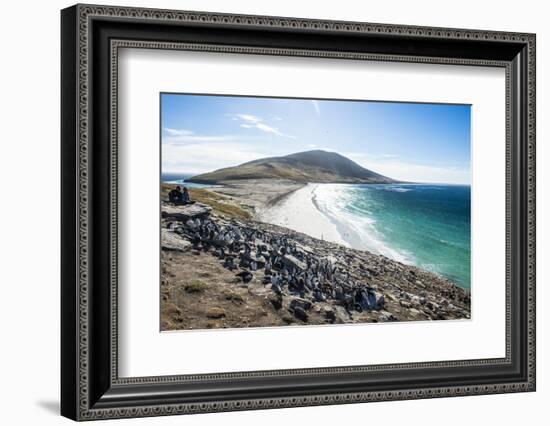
top-left (187, 150), bottom-right (396, 184)
top-left (160, 200), bottom-right (470, 331)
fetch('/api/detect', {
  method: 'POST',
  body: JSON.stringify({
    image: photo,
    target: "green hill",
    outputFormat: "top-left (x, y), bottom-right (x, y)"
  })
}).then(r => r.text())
top-left (187, 150), bottom-right (395, 184)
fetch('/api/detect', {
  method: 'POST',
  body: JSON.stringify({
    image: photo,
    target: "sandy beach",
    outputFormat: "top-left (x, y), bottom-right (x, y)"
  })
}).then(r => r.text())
top-left (259, 184), bottom-right (349, 247)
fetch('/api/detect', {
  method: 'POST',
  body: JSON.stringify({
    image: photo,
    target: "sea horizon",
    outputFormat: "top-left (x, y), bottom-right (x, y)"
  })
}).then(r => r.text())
top-left (161, 172), bottom-right (471, 187)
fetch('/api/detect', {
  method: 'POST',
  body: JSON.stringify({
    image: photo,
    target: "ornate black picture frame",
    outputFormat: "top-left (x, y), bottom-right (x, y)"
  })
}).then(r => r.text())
top-left (61, 4), bottom-right (536, 421)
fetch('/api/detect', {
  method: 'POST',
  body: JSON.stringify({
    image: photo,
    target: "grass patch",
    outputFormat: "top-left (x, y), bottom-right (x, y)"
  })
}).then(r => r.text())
top-left (162, 184), bottom-right (251, 220)
top-left (223, 291), bottom-right (244, 303)
top-left (184, 280), bottom-right (208, 293)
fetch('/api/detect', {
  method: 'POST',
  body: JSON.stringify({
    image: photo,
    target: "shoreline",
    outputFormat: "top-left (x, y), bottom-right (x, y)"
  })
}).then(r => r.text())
top-left (254, 181), bottom-right (469, 291)
top-left (258, 182), bottom-right (414, 267)
top-left (163, 179), bottom-right (470, 292)
top-left (160, 192), bottom-right (471, 331)
top-left (258, 184), bottom-right (349, 247)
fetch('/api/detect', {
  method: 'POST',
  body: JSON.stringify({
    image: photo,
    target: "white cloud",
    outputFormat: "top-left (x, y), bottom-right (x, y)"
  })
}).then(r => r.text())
top-left (163, 128), bottom-right (195, 137)
top-left (307, 144), bottom-right (318, 148)
top-left (231, 114), bottom-right (295, 139)
top-left (162, 141), bottom-right (267, 174)
top-left (345, 152), bottom-right (470, 184)
top-left (235, 114), bottom-right (262, 123)
top-left (255, 122), bottom-right (287, 136)
top-left (163, 133), bottom-right (237, 145)
top-left (311, 100), bottom-right (320, 116)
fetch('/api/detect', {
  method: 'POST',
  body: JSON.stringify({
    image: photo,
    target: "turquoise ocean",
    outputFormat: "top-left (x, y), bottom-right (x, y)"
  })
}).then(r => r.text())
top-left (312, 184), bottom-right (471, 289)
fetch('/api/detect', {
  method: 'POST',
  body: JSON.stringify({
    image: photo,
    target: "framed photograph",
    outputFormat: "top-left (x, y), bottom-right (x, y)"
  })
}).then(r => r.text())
top-left (61, 4), bottom-right (536, 421)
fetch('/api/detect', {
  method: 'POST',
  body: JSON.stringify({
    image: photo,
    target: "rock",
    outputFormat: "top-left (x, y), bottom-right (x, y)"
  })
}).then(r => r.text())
top-left (376, 294), bottom-right (385, 310)
top-left (164, 302), bottom-right (181, 316)
top-left (366, 267), bottom-right (379, 276)
top-left (415, 280), bottom-right (426, 288)
top-left (379, 311), bottom-right (397, 322)
top-left (206, 307), bottom-right (226, 319)
top-left (324, 306), bottom-right (336, 323)
top-left (292, 306), bottom-right (309, 322)
top-left (385, 292), bottom-right (397, 302)
top-left (289, 298), bottom-right (312, 312)
top-left (162, 203), bottom-right (212, 221)
top-left (399, 300), bottom-right (412, 309)
top-left (268, 293), bottom-right (283, 310)
top-left (161, 229), bottom-right (192, 252)
top-left (282, 254), bottom-right (306, 271)
top-left (223, 291), bottom-right (244, 303)
top-left (281, 311), bottom-right (295, 324)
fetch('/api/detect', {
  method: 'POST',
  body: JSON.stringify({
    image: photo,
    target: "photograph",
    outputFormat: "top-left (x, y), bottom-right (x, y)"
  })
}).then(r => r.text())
top-left (160, 93), bottom-right (472, 331)
top-left (56, 3), bottom-right (536, 420)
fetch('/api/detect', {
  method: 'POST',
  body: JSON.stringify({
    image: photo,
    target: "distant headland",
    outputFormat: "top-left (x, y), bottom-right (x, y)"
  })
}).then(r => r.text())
top-left (187, 150), bottom-right (397, 184)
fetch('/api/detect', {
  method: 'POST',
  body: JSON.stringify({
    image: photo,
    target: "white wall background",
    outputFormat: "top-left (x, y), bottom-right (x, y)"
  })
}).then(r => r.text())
top-left (0, 0), bottom-right (546, 424)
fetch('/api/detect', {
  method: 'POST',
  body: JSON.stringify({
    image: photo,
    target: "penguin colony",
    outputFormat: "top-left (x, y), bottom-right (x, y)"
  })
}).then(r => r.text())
top-left (162, 201), bottom-right (471, 327)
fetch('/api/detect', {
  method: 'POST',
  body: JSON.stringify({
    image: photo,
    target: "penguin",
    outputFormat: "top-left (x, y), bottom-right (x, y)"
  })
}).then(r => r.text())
top-left (239, 255), bottom-right (250, 269)
top-left (264, 260), bottom-right (272, 276)
top-left (190, 234), bottom-right (201, 248)
top-left (313, 288), bottom-right (326, 302)
top-left (236, 270), bottom-right (253, 284)
top-left (223, 256), bottom-right (237, 271)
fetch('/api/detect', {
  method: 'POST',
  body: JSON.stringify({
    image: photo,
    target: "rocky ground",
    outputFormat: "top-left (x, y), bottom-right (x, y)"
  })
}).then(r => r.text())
top-left (160, 186), bottom-right (471, 331)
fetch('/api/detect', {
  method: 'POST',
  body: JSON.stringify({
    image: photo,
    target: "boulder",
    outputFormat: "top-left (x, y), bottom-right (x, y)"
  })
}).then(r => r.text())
top-left (268, 293), bottom-right (283, 310)
top-left (206, 307), bottom-right (226, 319)
top-left (162, 203), bottom-right (212, 221)
top-left (280, 311), bottom-right (295, 324)
top-left (282, 254), bottom-right (306, 272)
top-left (161, 229), bottom-right (191, 252)
top-left (289, 298), bottom-right (312, 312)
top-left (292, 306), bottom-right (308, 322)
top-left (323, 306), bottom-right (336, 323)
top-left (399, 300), bottom-right (412, 309)
top-left (379, 311), bottom-right (397, 322)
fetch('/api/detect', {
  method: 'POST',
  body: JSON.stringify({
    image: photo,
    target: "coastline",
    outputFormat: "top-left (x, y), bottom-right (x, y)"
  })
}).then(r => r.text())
top-left (160, 180), bottom-right (471, 331)
top-left (258, 184), bottom-right (349, 247)
top-left (258, 181), bottom-right (469, 289)
top-left (260, 183), bottom-right (413, 265)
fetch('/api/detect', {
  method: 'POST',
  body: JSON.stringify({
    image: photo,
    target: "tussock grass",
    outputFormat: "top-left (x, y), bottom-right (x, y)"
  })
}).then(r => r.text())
top-left (162, 184), bottom-right (251, 220)
top-left (184, 280), bottom-right (208, 293)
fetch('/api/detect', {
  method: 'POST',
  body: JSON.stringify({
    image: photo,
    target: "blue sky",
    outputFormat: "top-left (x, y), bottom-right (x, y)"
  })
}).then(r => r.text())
top-left (161, 93), bottom-right (471, 184)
